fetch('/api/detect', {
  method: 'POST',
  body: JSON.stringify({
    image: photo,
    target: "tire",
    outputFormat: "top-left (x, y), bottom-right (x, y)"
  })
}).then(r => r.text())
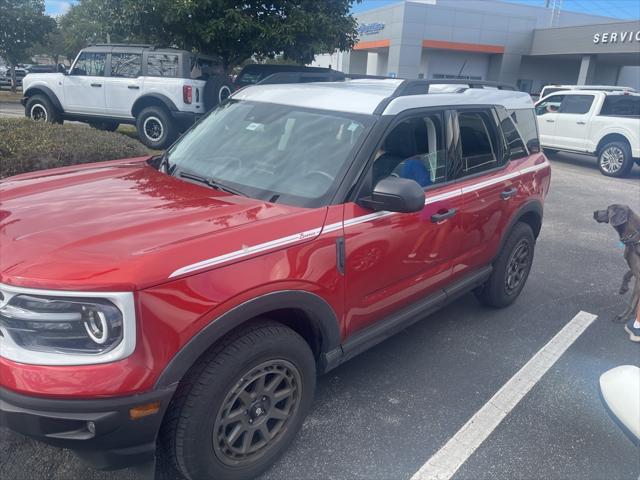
top-left (162, 321), bottom-right (316, 480)
top-left (89, 121), bottom-right (119, 132)
top-left (597, 141), bottom-right (633, 178)
top-left (475, 222), bottom-right (535, 308)
top-left (204, 76), bottom-right (233, 111)
top-left (135, 105), bottom-right (177, 149)
top-left (25, 94), bottom-right (61, 124)
top-left (542, 148), bottom-right (558, 156)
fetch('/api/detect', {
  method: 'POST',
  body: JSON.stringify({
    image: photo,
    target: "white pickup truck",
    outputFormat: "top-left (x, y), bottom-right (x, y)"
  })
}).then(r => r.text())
top-left (535, 90), bottom-right (640, 177)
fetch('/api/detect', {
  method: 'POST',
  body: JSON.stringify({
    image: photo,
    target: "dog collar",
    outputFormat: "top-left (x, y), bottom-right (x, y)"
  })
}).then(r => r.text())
top-left (620, 229), bottom-right (640, 246)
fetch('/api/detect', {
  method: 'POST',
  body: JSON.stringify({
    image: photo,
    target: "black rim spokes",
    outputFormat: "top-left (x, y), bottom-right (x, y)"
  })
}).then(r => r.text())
top-left (214, 360), bottom-right (301, 465)
top-left (506, 240), bottom-right (530, 293)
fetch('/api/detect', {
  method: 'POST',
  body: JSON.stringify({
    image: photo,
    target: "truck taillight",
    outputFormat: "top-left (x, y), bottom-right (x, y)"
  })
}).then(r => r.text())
top-left (183, 85), bottom-right (192, 104)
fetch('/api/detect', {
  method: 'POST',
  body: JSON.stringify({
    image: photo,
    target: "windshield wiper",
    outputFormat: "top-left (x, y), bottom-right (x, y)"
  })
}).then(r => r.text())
top-left (177, 169), bottom-right (249, 198)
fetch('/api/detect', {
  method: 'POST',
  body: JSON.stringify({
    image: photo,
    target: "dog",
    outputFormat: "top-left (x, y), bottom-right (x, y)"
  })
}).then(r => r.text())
top-left (593, 205), bottom-right (640, 322)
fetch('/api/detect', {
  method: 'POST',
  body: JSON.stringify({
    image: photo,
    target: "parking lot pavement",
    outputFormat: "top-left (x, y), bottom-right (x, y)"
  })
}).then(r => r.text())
top-left (1, 152), bottom-right (639, 480)
top-left (0, 101), bottom-right (23, 117)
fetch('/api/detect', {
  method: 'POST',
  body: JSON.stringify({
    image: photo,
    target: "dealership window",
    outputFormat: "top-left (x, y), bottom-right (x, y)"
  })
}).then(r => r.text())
top-left (433, 74), bottom-right (482, 81)
top-left (372, 112), bottom-right (447, 188)
top-left (600, 96), bottom-right (640, 117)
top-left (455, 111), bottom-right (502, 177)
top-left (72, 52), bottom-right (106, 76)
top-left (147, 54), bottom-right (179, 77)
top-left (110, 53), bottom-right (142, 78)
top-left (535, 95), bottom-right (564, 115)
top-left (560, 95), bottom-right (594, 114)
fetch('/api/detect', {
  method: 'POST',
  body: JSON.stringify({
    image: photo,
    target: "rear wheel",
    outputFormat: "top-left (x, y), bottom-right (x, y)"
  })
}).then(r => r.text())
top-left (598, 141), bottom-right (633, 178)
top-left (162, 321), bottom-right (315, 480)
top-left (25, 94), bottom-right (62, 124)
top-left (135, 105), bottom-right (177, 149)
top-left (204, 76), bottom-right (233, 111)
top-left (475, 222), bottom-right (535, 308)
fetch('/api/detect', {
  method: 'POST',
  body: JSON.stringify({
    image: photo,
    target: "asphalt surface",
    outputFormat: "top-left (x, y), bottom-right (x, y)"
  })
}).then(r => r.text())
top-left (0, 101), bottom-right (22, 117)
top-left (1, 152), bottom-right (639, 480)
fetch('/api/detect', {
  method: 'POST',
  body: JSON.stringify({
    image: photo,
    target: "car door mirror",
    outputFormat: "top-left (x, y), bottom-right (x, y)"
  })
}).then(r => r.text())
top-left (527, 139), bottom-right (541, 154)
top-left (359, 176), bottom-right (425, 213)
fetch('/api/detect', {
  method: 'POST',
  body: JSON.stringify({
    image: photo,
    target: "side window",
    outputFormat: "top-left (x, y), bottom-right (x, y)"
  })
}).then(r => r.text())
top-left (71, 52), bottom-right (106, 76)
top-left (147, 54), bottom-right (179, 77)
top-left (372, 112), bottom-right (447, 188)
top-left (456, 111), bottom-right (500, 176)
top-left (560, 95), bottom-right (594, 114)
top-left (535, 95), bottom-right (564, 116)
top-left (498, 111), bottom-right (528, 161)
top-left (601, 96), bottom-right (640, 116)
top-left (508, 108), bottom-right (539, 151)
top-left (110, 53), bottom-right (142, 78)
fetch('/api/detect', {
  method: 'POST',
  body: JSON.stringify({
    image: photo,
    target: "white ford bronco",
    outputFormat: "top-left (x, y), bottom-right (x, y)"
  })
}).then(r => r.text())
top-left (21, 44), bottom-right (233, 149)
top-left (535, 90), bottom-right (640, 177)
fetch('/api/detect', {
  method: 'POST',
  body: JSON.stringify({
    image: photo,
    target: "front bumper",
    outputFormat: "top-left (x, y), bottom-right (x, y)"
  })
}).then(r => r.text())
top-left (0, 385), bottom-right (176, 470)
top-left (170, 110), bottom-right (203, 132)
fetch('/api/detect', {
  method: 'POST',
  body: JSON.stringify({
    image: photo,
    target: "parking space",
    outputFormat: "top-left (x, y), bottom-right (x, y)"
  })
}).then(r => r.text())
top-left (0, 152), bottom-right (638, 480)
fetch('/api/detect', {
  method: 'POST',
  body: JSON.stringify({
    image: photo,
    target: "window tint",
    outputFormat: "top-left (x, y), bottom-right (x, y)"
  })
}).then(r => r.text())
top-left (508, 108), bottom-right (539, 151)
top-left (110, 53), bottom-right (141, 78)
top-left (72, 52), bottom-right (106, 76)
top-left (535, 95), bottom-right (564, 116)
top-left (499, 113), bottom-right (527, 160)
top-left (457, 111), bottom-right (500, 176)
top-left (372, 112), bottom-right (447, 188)
top-left (147, 54), bottom-right (179, 77)
top-left (560, 95), bottom-right (593, 114)
top-left (601, 96), bottom-right (640, 116)
top-left (237, 72), bottom-right (261, 86)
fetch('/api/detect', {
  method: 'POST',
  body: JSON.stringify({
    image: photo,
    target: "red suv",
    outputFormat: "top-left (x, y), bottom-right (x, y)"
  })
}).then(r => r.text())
top-left (0, 79), bottom-right (550, 480)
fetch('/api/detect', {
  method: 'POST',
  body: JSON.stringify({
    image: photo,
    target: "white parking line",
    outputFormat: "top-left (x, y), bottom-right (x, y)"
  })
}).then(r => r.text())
top-left (411, 310), bottom-right (598, 480)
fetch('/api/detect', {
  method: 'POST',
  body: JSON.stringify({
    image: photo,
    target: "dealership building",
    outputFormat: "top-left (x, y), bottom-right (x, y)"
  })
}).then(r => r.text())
top-left (313, 0), bottom-right (640, 94)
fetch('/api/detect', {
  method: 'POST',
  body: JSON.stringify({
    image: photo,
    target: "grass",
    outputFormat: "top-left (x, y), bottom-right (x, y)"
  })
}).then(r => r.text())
top-left (0, 118), bottom-right (153, 179)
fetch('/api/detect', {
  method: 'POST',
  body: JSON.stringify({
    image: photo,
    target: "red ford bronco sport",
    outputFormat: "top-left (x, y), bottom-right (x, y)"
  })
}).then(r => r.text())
top-left (0, 79), bottom-right (550, 480)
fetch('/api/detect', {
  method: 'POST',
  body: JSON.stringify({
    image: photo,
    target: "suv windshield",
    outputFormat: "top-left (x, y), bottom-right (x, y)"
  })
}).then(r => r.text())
top-left (166, 101), bottom-right (373, 206)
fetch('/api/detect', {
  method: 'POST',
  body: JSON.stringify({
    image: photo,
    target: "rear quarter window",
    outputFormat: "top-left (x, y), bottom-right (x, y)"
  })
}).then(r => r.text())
top-left (508, 108), bottom-right (539, 149)
top-left (147, 54), bottom-right (179, 77)
top-left (600, 96), bottom-right (640, 117)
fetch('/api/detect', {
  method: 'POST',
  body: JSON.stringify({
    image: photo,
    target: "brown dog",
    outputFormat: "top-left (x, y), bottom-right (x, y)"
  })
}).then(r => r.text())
top-left (594, 205), bottom-right (640, 322)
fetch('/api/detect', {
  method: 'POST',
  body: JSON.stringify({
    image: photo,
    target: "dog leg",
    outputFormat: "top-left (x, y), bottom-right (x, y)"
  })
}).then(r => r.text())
top-left (619, 270), bottom-right (633, 295)
top-left (616, 277), bottom-right (640, 322)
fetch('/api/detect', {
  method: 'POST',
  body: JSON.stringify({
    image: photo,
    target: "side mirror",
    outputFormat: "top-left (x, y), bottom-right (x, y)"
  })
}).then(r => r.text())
top-left (359, 176), bottom-right (425, 213)
top-left (527, 138), bottom-right (541, 154)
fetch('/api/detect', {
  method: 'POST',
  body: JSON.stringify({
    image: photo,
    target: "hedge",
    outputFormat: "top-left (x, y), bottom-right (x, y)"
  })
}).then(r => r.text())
top-left (0, 118), bottom-right (152, 179)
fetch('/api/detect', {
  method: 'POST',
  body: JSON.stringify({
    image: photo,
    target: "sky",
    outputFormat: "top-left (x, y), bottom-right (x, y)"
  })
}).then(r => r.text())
top-left (44, 0), bottom-right (640, 19)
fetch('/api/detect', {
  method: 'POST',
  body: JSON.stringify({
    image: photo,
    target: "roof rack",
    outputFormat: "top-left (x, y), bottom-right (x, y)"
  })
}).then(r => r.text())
top-left (90, 43), bottom-right (156, 49)
top-left (257, 71), bottom-right (396, 85)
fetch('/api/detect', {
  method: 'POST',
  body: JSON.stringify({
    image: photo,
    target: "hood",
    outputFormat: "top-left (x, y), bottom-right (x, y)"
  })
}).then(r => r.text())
top-left (0, 160), bottom-right (326, 291)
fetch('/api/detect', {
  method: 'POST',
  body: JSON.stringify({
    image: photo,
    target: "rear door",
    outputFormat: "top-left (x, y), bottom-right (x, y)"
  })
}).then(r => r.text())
top-left (104, 51), bottom-right (144, 118)
top-left (534, 94), bottom-right (564, 148)
top-left (63, 51), bottom-right (107, 114)
top-left (344, 109), bottom-right (466, 336)
top-left (450, 107), bottom-right (527, 280)
top-left (552, 94), bottom-right (595, 152)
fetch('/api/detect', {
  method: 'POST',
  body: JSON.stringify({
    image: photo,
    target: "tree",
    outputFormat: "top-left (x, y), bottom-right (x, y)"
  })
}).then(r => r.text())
top-left (0, 0), bottom-right (56, 90)
top-left (60, 0), bottom-right (361, 71)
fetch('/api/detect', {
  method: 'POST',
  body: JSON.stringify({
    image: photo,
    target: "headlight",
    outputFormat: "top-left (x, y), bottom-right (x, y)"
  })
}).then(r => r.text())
top-left (0, 284), bottom-right (136, 366)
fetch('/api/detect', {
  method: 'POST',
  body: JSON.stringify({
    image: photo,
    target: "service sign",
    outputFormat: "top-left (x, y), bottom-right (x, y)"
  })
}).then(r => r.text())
top-left (593, 30), bottom-right (640, 44)
top-left (357, 22), bottom-right (385, 36)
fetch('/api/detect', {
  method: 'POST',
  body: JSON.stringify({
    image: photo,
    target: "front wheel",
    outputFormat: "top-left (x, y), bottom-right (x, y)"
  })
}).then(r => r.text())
top-left (162, 321), bottom-right (316, 480)
top-left (475, 222), bottom-right (535, 308)
top-left (25, 94), bottom-right (62, 124)
top-left (135, 106), bottom-right (177, 149)
top-left (598, 141), bottom-right (633, 178)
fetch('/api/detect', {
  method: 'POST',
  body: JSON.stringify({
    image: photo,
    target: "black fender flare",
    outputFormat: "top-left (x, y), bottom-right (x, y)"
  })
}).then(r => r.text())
top-left (23, 85), bottom-right (63, 112)
top-left (495, 200), bottom-right (543, 260)
top-left (155, 290), bottom-right (342, 389)
top-left (131, 93), bottom-right (178, 117)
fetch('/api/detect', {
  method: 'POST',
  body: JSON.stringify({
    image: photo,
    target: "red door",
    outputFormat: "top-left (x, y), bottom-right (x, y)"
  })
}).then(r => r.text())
top-left (342, 110), bottom-right (465, 336)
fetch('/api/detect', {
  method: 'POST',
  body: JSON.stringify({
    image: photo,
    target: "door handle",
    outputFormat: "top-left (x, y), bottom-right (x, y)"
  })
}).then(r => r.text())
top-left (576, 121), bottom-right (586, 125)
top-left (128, 85), bottom-right (140, 90)
top-left (501, 187), bottom-right (518, 200)
top-left (431, 208), bottom-right (457, 223)
top-left (90, 83), bottom-right (102, 87)
top-left (546, 119), bottom-right (555, 123)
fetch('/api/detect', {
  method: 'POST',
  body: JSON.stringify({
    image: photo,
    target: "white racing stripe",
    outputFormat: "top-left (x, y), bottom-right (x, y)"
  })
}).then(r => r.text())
top-left (411, 310), bottom-right (597, 480)
top-left (169, 161), bottom-right (549, 278)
